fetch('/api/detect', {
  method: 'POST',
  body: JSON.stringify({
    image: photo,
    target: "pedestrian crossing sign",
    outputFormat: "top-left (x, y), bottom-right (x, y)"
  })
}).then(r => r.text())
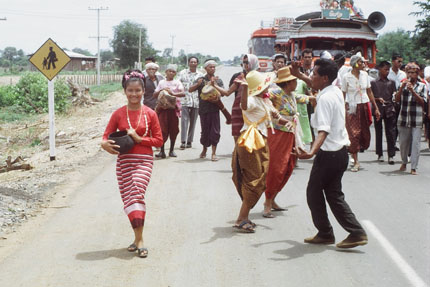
top-left (29, 38), bottom-right (71, 81)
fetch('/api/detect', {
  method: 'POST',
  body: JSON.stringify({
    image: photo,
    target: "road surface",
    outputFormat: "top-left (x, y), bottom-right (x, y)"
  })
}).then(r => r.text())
top-left (0, 66), bottom-right (429, 287)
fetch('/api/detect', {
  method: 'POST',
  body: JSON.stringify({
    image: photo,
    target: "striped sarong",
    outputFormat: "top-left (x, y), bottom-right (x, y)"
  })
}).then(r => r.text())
top-left (116, 154), bottom-right (154, 229)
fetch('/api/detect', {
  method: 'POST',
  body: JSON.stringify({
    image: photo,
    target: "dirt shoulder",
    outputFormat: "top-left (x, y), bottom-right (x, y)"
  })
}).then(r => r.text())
top-left (0, 90), bottom-right (125, 237)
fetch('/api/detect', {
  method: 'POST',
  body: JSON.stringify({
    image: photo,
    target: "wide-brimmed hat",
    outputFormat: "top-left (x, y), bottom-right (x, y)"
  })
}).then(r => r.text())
top-left (274, 66), bottom-right (297, 83)
top-left (108, 130), bottom-right (135, 154)
top-left (246, 70), bottom-right (275, 97)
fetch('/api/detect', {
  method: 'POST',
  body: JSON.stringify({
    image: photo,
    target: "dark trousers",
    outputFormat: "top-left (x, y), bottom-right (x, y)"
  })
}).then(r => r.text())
top-left (374, 115), bottom-right (396, 157)
top-left (200, 111), bottom-right (220, 147)
top-left (306, 147), bottom-right (366, 238)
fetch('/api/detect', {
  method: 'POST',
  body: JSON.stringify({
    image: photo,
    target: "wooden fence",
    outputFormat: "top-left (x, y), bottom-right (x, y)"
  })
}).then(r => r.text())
top-left (60, 74), bottom-right (122, 86)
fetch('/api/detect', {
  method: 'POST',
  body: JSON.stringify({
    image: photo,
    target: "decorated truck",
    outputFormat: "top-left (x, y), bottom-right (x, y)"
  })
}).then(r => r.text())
top-left (274, 0), bottom-right (385, 68)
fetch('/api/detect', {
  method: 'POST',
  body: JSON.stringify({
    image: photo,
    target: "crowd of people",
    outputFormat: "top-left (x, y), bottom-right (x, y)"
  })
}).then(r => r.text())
top-left (100, 51), bottom-right (429, 257)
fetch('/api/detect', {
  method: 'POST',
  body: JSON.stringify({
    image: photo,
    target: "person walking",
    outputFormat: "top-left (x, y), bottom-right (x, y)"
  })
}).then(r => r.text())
top-left (178, 56), bottom-right (203, 149)
top-left (143, 62), bottom-right (164, 110)
top-left (341, 53), bottom-right (380, 172)
top-left (227, 54), bottom-right (260, 144)
top-left (263, 66), bottom-right (314, 218)
top-left (294, 59), bottom-right (368, 249)
top-left (101, 69), bottom-right (163, 258)
top-left (153, 64), bottom-right (185, 158)
top-left (395, 63), bottom-right (427, 175)
top-left (189, 59), bottom-right (227, 161)
top-left (370, 61), bottom-right (397, 164)
top-left (232, 70), bottom-right (291, 233)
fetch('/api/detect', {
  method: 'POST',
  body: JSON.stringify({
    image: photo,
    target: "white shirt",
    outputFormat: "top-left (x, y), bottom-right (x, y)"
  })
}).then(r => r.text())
top-left (342, 70), bottom-right (371, 104)
top-left (424, 66), bottom-right (430, 79)
top-left (333, 65), bottom-right (351, 88)
top-left (388, 68), bottom-right (406, 90)
top-left (311, 85), bottom-right (350, 151)
top-left (241, 96), bottom-right (273, 137)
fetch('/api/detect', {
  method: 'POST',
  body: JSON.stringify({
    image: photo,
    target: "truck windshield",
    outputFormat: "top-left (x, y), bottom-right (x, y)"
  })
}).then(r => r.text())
top-left (306, 39), bottom-right (364, 58)
top-left (252, 37), bottom-right (275, 57)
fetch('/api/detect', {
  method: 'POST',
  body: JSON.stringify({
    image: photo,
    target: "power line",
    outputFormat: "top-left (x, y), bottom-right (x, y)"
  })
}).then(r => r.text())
top-left (89, 7), bottom-right (108, 86)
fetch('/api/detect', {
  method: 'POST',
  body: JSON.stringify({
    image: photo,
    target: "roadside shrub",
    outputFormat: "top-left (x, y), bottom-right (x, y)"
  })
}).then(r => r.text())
top-left (0, 85), bottom-right (19, 107)
top-left (14, 72), bottom-right (71, 114)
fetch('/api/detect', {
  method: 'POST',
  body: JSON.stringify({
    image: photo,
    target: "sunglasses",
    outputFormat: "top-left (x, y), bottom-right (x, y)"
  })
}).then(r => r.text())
top-left (242, 61), bottom-right (249, 65)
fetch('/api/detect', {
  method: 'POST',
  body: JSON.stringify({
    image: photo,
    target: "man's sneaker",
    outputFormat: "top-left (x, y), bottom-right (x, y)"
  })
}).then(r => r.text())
top-left (388, 157), bottom-right (395, 165)
top-left (336, 234), bottom-right (368, 249)
top-left (179, 143), bottom-right (186, 150)
top-left (186, 142), bottom-right (192, 148)
top-left (304, 234), bottom-right (335, 245)
top-left (377, 155), bottom-right (384, 162)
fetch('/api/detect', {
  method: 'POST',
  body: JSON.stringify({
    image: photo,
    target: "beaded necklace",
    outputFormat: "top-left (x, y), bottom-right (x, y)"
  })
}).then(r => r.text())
top-left (126, 106), bottom-right (149, 137)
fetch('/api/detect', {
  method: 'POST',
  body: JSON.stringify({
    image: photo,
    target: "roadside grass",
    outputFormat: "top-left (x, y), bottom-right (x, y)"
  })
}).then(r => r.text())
top-left (90, 82), bottom-right (122, 101)
top-left (0, 106), bottom-right (29, 122)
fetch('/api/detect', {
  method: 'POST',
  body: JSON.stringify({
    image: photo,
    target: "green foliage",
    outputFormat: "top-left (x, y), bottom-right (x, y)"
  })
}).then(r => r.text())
top-left (111, 20), bottom-right (158, 68)
top-left (0, 106), bottom-right (26, 122)
top-left (411, 0), bottom-right (430, 60)
top-left (0, 46), bottom-right (28, 70)
top-left (376, 30), bottom-right (419, 63)
top-left (12, 73), bottom-right (70, 114)
top-left (0, 85), bottom-right (19, 107)
top-left (71, 48), bottom-right (94, 56)
top-left (90, 82), bottom-right (122, 101)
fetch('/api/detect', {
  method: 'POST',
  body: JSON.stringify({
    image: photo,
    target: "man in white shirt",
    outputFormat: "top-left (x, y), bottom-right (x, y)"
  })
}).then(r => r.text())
top-left (294, 59), bottom-right (368, 249)
top-left (388, 54), bottom-right (407, 90)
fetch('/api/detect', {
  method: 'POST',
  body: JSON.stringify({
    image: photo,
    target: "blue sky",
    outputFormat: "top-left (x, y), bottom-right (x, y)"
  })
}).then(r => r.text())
top-left (0, 0), bottom-right (420, 60)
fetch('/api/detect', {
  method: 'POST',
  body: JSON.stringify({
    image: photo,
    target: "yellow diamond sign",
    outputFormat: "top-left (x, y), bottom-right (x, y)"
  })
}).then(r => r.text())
top-left (29, 38), bottom-right (71, 81)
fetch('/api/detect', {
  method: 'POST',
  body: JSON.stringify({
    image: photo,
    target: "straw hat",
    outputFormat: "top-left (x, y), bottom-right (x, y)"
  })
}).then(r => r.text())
top-left (246, 70), bottom-right (275, 97)
top-left (274, 66), bottom-right (297, 84)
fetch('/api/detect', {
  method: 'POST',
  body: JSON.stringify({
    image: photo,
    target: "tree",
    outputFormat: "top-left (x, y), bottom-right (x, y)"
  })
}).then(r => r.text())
top-left (376, 30), bottom-right (416, 63)
top-left (100, 49), bottom-right (115, 63)
top-left (110, 20), bottom-right (157, 68)
top-left (410, 0), bottom-right (430, 60)
top-left (72, 48), bottom-right (93, 56)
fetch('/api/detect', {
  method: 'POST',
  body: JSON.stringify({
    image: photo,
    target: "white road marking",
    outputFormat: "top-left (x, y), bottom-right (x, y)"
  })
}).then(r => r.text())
top-left (362, 220), bottom-right (428, 287)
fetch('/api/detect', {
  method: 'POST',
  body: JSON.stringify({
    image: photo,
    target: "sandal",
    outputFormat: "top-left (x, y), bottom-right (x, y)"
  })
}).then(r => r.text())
top-left (127, 243), bottom-right (138, 252)
top-left (233, 220), bottom-right (255, 233)
top-left (137, 247), bottom-right (148, 258)
top-left (263, 212), bottom-right (275, 218)
top-left (350, 164), bottom-right (360, 172)
top-left (272, 207), bottom-right (287, 211)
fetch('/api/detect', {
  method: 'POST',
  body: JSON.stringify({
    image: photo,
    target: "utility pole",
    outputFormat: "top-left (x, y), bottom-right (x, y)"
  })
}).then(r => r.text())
top-left (138, 28), bottom-right (142, 70)
top-left (89, 7), bottom-right (108, 86)
top-left (185, 44), bottom-right (191, 65)
top-left (170, 35), bottom-right (176, 64)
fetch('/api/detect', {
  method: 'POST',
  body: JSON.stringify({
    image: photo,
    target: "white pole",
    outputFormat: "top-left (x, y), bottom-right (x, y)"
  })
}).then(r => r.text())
top-left (96, 9), bottom-right (101, 86)
top-left (48, 80), bottom-right (56, 161)
top-left (138, 28), bottom-right (142, 69)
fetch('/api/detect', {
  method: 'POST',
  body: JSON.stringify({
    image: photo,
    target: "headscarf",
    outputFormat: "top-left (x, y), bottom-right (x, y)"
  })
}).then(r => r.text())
top-left (350, 52), bottom-right (364, 68)
top-left (244, 54), bottom-right (259, 71)
top-left (145, 62), bottom-right (159, 70)
top-left (203, 60), bottom-right (217, 68)
top-left (166, 64), bottom-right (178, 72)
top-left (320, 50), bottom-right (332, 60)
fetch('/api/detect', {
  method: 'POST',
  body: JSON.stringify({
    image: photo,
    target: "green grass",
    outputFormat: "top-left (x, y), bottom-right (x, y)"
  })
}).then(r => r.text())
top-left (90, 82), bottom-right (122, 101)
top-left (0, 106), bottom-right (28, 122)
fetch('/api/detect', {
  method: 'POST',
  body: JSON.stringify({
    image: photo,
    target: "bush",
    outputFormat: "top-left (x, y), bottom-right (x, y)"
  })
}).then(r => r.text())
top-left (14, 72), bottom-right (71, 114)
top-left (0, 85), bottom-right (19, 107)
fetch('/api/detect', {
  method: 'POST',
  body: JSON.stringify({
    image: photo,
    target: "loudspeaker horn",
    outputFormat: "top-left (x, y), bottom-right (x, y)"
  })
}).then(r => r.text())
top-left (368, 11), bottom-right (386, 31)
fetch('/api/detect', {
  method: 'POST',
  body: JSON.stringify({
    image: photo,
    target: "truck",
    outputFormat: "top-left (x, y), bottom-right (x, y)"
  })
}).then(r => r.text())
top-left (274, 1), bottom-right (385, 68)
top-left (248, 26), bottom-right (276, 72)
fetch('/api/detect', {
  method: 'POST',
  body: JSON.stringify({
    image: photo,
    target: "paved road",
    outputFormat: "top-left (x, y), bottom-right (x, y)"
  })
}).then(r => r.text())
top-left (0, 66), bottom-right (429, 287)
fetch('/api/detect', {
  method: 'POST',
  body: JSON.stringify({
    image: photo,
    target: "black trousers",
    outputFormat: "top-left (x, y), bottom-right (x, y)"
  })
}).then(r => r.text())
top-left (374, 115), bottom-right (396, 157)
top-left (306, 147), bottom-right (366, 238)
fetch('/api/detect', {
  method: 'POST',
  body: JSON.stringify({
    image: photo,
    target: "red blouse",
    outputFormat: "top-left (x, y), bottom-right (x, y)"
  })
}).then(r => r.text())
top-left (102, 105), bottom-right (163, 155)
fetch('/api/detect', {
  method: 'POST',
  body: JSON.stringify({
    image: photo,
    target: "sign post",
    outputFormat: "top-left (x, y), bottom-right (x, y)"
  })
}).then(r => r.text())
top-left (48, 80), bottom-right (56, 161)
top-left (29, 38), bottom-right (71, 161)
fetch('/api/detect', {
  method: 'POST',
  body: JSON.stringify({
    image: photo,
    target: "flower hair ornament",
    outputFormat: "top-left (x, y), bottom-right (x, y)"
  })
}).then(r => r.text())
top-left (124, 71), bottom-right (145, 81)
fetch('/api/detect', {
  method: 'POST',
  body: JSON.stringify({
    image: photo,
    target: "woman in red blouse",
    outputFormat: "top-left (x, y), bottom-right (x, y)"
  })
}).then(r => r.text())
top-left (101, 69), bottom-right (163, 258)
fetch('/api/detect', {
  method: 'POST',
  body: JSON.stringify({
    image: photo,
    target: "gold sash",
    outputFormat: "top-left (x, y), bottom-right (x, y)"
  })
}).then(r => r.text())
top-left (237, 113), bottom-right (267, 153)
